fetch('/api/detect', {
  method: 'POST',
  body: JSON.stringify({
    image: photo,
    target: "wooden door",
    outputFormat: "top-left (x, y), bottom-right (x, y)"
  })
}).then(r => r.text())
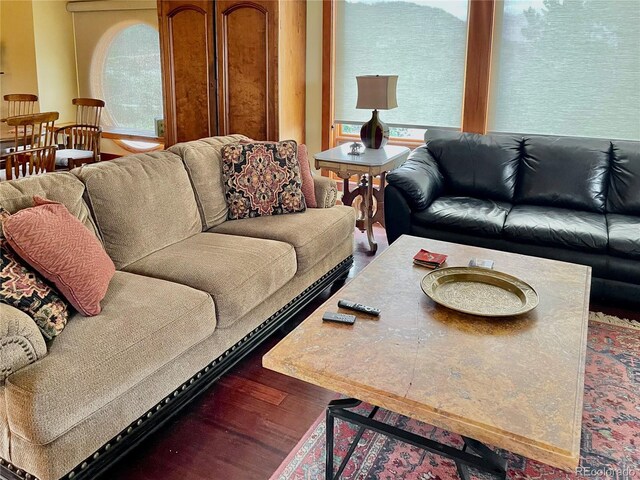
top-left (216, 1), bottom-right (278, 141)
top-left (158, 0), bottom-right (217, 146)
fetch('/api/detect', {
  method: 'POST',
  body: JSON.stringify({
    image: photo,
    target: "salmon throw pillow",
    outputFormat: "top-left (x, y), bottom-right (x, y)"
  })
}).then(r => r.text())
top-left (296, 144), bottom-right (317, 208)
top-left (0, 207), bottom-right (70, 339)
top-left (2, 196), bottom-right (115, 316)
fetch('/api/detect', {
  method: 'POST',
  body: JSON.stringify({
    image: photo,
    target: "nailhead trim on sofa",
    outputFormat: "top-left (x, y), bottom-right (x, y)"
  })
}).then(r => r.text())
top-left (0, 256), bottom-right (354, 480)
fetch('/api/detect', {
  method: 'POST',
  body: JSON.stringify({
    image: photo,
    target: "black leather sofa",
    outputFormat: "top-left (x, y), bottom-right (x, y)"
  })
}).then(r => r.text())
top-left (385, 130), bottom-right (640, 305)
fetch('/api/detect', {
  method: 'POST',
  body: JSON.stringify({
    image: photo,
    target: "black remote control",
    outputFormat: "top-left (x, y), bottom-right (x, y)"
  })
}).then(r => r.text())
top-left (322, 311), bottom-right (356, 325)
top-left (338, 299), bottom-right (380, 316)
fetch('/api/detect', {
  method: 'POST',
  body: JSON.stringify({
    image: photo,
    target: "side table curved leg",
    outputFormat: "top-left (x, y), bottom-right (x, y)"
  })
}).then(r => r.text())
top-left (364, 175), bottom-right (378, 253)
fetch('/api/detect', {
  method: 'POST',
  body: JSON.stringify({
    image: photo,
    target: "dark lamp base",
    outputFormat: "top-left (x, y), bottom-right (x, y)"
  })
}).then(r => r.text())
top-left (360, 109), bottom-right (389, 149)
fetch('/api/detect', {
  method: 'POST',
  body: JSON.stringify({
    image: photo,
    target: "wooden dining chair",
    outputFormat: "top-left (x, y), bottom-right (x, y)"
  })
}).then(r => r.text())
top-left (53, 98), bottom-right (104, 170)
top-left (73, 98), bottom-right (104, 126)
top-left (3, 112), bottom-right (59, 180)
top-left (55, 124), bottom-right (102, 169)
top-left (1, 94), bottom-right (38, 122)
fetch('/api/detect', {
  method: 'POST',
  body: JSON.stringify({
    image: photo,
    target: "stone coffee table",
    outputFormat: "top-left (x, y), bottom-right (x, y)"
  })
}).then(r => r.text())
top-left (263, 235), bottom-right (591, 479)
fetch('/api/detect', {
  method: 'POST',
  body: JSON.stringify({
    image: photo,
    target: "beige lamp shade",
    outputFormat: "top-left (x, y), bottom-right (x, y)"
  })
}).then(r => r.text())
top-left (356, 75), bottom-right (398, 110)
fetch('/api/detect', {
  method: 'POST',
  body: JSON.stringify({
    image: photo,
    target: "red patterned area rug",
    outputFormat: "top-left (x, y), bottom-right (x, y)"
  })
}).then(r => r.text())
top-left (270, 313), bottom-right (640, 480)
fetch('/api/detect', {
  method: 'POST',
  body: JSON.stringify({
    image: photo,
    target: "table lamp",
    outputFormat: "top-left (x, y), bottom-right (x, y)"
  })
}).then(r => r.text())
top-left (356, 75), bottom-right (398, 149)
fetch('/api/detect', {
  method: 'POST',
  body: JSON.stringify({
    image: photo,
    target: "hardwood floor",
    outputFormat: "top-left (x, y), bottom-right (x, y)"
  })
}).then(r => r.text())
top-left (109, 225), bottom-right (637, 480)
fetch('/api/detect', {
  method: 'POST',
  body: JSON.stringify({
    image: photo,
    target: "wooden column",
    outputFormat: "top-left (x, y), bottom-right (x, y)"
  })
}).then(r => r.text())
top-left (461, 0), bottom-right (496, 134)
top-left (321, 0), bottom-right (335, 151)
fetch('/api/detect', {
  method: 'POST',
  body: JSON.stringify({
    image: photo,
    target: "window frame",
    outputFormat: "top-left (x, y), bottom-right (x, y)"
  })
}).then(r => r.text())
top-left (323, 0), bottom-right (495, 151)
top-left (334, 124), bottom-right (425, 149)
top-left (90, 19), bottom-right (164, 153)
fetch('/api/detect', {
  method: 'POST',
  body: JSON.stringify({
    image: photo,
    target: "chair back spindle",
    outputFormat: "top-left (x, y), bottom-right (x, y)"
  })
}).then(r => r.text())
top-left (55, 122), bottom-right (102, 170)
top-left (4, 111), bottom-right (59, 180)
top-left (73, 98), bottom-right (104, 127)
top-left (2, 94), bottom-right (38, 121)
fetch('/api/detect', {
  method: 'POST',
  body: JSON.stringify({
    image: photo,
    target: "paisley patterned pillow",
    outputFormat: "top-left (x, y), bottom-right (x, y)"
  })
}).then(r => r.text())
top-left (0, 207), bottom-right (70, 340)
top-left (221, 140), bottom-right (306, 220)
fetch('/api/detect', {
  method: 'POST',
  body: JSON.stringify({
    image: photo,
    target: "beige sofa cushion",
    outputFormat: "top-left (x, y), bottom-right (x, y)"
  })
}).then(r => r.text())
top-left (4, 236), bottom-right (354, 480)
top-left (0, 172), bottom-right (98, 238)
top-left (5, 271), bottom-right (216, 446)
top-left (168, 135), bottom-right (250, 229)
top-left (123, 233), bottom-right (296, 327)
top-left (74, 152), bottom-right (202, 269)
top-left (210, 205), bottom-right (356, 274)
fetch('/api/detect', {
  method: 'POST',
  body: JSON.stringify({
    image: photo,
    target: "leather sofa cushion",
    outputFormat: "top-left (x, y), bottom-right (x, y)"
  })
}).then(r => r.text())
top-left (607, 214), bottom-right (640, 259)
top-left (123, 233), bottom-right (296, 327)
top-left (5, 271), bottom-right (216, 446)
top-left (168, 135), bottom-right (250, 229)
top-left (504, 205), bottom-right (608, 252)
top-left (209, 206), bottom-right (355, 274)
top-left (426, 131), bottom-right (520, 202)
top-left (74, 152), bottom-right (202, 269)
top-left (607, 255), bottom-right (640, 285)
top-left (515, 136), bottom-right (610, 212)
top-left (412, 196), bottom-right (511, 237)
top-left (607, 140), bottom-right (640, 215)
top-left (386, 145), bottom-right (444, 211)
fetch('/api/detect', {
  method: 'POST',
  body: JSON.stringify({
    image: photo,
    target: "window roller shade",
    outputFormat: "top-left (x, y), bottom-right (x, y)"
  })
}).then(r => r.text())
top-left (334, 0), bottom-right (469, 129)
top-left (489, 0), bottom-right (640, 140)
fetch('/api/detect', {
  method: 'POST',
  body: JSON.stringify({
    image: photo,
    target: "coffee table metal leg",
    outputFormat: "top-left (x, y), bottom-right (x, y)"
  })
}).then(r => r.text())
top-left (455, 443), bottom-right (472, 480)
top-left (326, 398), bottom-right (507, 480)
top-left (325, 407), bottom-right (335, 480)
top-left (460, 437), bottom-right (508, 479)
top-left (326, 399), bottom-right (363, 479)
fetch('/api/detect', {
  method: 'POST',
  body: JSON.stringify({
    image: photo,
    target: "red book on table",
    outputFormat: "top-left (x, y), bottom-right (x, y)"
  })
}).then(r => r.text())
top-left (413, 249), bottom-right (448, 269)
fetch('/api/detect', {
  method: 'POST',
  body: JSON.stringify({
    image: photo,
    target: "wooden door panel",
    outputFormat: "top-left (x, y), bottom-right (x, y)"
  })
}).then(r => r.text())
top-left (158, 0), bottom-right (216, 146)
top-left (217, 1), bottom-right (277, 141)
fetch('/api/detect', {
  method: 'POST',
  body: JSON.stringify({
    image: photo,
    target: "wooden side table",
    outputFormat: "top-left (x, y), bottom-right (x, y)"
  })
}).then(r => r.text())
top-left (315, 143), bottom-right (410, 253)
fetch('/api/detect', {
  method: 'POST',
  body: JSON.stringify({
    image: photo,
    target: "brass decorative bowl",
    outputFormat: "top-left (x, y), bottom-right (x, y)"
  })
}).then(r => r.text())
top-left (421, 267), bottom-right (539, 317)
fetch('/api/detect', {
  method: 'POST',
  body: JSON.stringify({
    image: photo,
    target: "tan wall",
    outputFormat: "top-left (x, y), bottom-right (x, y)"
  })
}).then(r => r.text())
top-left (72, 7), bottom-right (158, 156)
top-left (32, 0), bottom-right (78, 123)
top-left (3, 1), bottom-right (319, 158)
top-left (305, 0), bottom-right (323, 170)
top-left (0, 0), bottom-right (40, 120)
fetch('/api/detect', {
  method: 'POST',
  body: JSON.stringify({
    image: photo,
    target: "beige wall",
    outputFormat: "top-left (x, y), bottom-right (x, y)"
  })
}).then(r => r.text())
top-left (0, 0), bottom-right (40, 120)
top-left (72, 7), bottom-right (158, 156)
top-left (2, 1), bottom-right (322, 157)
top-left (305, 0), bottom-right (323, 169)
top-left (32, 0), bottom-right (78, 123)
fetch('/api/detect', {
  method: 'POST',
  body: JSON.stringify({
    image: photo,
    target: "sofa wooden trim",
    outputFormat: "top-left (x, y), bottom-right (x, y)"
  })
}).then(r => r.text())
top-left (0, 256), bottom-right (353, 480)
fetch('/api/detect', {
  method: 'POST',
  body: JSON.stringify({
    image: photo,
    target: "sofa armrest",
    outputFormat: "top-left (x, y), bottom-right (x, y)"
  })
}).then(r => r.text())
top-left (0, 304), bottom-right (47, 383)
top-left (312, 175), bottom-right (339, 208)
top-left (386, 145), bottom-right (444, 211)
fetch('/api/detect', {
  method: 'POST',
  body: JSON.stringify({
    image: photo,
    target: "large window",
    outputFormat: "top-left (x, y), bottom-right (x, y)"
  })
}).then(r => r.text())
top-left (93, 22), bottom-right (163, 149)
top-left (334, 0), bottom-right (469, 129)
top-left (489, 0), bottom-right (640, 140)
top-left (329, 0), bottom-right (640, 145)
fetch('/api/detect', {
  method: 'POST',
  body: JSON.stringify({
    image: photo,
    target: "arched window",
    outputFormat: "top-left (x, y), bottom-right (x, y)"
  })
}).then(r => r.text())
top-left (92, 22), bottom-right (163, 151)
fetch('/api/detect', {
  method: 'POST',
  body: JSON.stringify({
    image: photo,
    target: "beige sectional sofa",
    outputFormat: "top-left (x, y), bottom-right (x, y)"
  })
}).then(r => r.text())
top-left (0, 135), bottom-right (355, 480)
